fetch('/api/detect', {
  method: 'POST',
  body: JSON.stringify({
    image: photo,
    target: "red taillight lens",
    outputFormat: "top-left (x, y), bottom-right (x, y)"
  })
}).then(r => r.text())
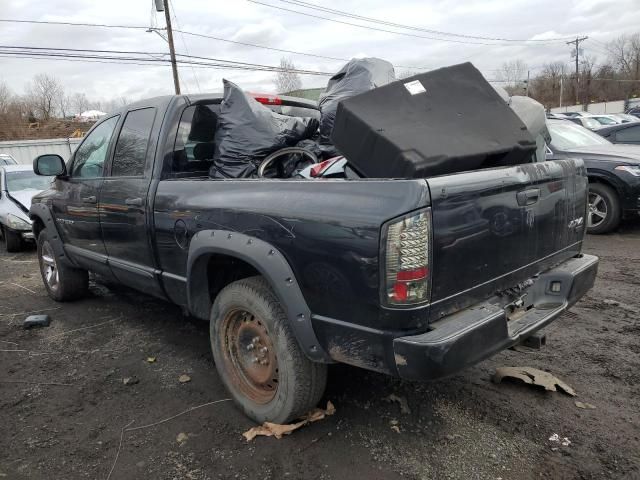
top-left (310, 157), bottom-right (340, 177)
top-left (383, 209), bottom-right (431, 306)
top-left (250, 93), bottom-right (282, 105)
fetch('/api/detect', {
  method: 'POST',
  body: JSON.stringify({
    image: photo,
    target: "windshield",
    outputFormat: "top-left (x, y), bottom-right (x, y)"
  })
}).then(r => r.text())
top-left (582, 118), bottom-right (601, 129)
top-left (593, 116), bottom-right (617, 125)
top-left (548, 121), bottom-right (612, 150)
top-left (5, 171), bottom-right (53, 192)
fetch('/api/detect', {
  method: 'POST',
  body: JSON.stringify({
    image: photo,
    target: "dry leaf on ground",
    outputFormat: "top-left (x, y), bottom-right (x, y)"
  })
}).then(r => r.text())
top-left (243, 401), bottom-right (335, 441)
top-left (492, 367), bottom-right (576, 396)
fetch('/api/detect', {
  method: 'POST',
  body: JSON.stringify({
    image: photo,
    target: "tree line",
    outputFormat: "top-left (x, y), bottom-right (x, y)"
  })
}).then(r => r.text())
top-left (0, 74), bottom-right (130, 125)
top-left (499, 33), bottom-right (640, 109)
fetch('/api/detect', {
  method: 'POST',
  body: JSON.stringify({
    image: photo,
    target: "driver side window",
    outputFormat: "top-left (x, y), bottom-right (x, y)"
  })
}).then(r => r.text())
top-left (71, 116), bottom-right (119, 178)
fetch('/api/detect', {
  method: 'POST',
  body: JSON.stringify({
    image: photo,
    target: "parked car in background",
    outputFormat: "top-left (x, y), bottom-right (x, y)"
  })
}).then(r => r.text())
top-left (595, 122), bottom-right (640, 145)
top-left (626, 107), bottom-right (640, 118)
top-left (0, 165), bottom-right (53, 251)
top-left (562, 111), bottom-right (591, 118)
top-left (546, 120), bottom-right (640, 234)
top-left (566, 116), bottom-right (603, 131)
top-left (589, 114), bottom-right (621, 126)
top-left (0, 153), bottom-right (18, 166)
top-left (610, 113), bottom-right (640, 124)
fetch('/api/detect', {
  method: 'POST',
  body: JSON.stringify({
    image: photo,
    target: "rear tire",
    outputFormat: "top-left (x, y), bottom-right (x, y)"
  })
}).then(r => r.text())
top-left (2, 226), bottom-right (23, 252)
top-left (37, 228), bottom-right (89, 301)
top-left (587, 183), bottom-right (621, 234)
top-left (210, 276), bottom-right (327, 424)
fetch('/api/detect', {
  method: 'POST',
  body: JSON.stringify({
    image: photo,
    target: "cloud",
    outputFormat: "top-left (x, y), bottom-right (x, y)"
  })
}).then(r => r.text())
top-left (0, 0), bottom-right (638, 100)
top-left (231, 20), bottom-right (286, 45)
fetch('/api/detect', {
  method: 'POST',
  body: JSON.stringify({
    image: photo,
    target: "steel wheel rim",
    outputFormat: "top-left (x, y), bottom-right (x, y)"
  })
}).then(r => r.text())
top-left (588, 193), bottom-right (607, 228)
top-left (219, 309), bottom-right (279, 404)
top-left (40, 240), bottom-right (59, 291)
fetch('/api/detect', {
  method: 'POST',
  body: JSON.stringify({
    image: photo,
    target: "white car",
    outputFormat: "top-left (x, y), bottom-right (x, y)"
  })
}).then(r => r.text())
top-left (0, 153), bottom-right (18, 166)
top-left (0, 165), bottom-right (54, 251)
top-left (588, 114), bottom-right (622, 126)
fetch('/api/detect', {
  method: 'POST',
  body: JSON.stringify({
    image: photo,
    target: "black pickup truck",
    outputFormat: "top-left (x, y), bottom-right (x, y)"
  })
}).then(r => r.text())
top-left (30, 92), bottom-right (598, 423)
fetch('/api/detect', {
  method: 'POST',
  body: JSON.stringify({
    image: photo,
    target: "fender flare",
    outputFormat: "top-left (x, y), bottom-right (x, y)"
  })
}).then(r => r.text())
top-left (29, 203), bottom-right (78, 268)
top-left (186, 229), bottom-right (331, 363)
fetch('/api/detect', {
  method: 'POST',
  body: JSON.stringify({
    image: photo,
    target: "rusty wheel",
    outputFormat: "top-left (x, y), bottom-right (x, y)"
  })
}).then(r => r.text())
top-left (219, 309), bottom-right (279, 404)
top-left (210, 276), bottom-right (327, 424)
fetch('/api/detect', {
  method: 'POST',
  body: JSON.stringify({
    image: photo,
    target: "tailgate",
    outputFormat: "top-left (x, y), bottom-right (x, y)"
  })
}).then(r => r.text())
top-left (426, 159), bottom-right (587, 320)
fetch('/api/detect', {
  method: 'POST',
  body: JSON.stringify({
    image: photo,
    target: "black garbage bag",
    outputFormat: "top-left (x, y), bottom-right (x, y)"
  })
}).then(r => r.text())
top-left (209, 79), bottom-right (319, 179)
top-left (318, 57), bottom-right (396, 145)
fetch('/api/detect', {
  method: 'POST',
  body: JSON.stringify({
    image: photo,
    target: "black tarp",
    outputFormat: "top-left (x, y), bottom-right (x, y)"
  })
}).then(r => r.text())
top-left (318, 57), bottom-right (396, 145)
top-left (330, 62), bottom-right (537, 178)
top-left (209, 79), bottom-right (319, 179)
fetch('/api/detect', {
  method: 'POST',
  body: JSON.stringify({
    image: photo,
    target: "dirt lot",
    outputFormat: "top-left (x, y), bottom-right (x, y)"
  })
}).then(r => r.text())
top-left (1, 220), bottom-right (639, 480)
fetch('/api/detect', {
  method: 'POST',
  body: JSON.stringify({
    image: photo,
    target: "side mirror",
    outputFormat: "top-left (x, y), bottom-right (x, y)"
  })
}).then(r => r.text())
top-left (34, 154), bottom-right (67, 177)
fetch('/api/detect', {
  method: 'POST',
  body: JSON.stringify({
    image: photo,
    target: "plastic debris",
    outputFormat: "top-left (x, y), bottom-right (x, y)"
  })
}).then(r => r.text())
top-left (318, 57), bottom-right (395, 145)
top-left (178, 374), bottom-right (191, 383)
top-left (176, 432), bottom-right (188, 444)
top-left (242, 401), bottom-right (335, 441)
top-left (146, 357), bottom-right (156, 363)
top-left (549, 433), bottom-right (571, 446)
top-left (575, 401), bottom-right (596, 409)
top-left (492, 367), bottom-right (576, 396)
top-left (23, 314), bottom-right (51, 329)
top-left (385, 394), bottom-right (411, 415)
top-left (210, 79), bottom-right (319, 179)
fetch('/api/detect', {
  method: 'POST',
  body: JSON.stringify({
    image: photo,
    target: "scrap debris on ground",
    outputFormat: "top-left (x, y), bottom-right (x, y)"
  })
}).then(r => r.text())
top-left (243, 401), bottom-right (336, 441)
top-left (492, 366), bottom-right (576, 396)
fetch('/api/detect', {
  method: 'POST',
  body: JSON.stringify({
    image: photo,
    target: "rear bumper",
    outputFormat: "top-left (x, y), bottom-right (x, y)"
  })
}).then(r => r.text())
top-left (393, 254), bottom-right (598, 381)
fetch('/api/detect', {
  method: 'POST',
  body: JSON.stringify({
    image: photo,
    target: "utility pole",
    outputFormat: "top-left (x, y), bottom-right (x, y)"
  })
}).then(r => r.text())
top-left (525, 70), bottom-right (530, 97)
top-left (567, 36), bottom-right (588, 106)
top-left (162, 0), bottom-right (180, 94)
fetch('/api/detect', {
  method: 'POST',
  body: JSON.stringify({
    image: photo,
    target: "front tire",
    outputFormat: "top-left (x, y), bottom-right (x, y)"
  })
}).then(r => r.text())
top-left (210, 276), bottom-right (327, 424)
top-left (2, 226), bottom-right (23, 252)
top-left (587, 183), bottom-right (621, 234)
top-left (37, 228), bottom-right (89, 301)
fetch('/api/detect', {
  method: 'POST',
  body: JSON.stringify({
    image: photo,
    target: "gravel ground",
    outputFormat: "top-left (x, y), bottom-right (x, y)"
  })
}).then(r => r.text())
top-left (1, 219), bottom-right (639, 480)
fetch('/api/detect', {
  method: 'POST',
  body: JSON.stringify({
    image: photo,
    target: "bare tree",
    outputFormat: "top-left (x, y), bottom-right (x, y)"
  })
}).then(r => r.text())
top-left (71, 92), bottom-right (90, 115)
top-left (274, 58), bottom-right (302, 94)
top-left (58, 93), bottom-right (71, 118)
top-left (606, 33), bottom-right (640, 80)
top-left (26, 73), bottom-right (64, 121)
top-left (0, 80), bottom-right (11, 116)
top-left (498, 60), bottom-right (528, 95)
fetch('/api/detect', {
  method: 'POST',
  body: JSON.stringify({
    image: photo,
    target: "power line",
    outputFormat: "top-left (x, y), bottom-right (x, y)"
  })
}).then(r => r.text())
top-left (0, 17), bottom-right (430, 70)
top-left (246, 0), bottom-right (575, 46)
top-left (0, 46), bottom-right (333, 75)
top-left (269, 0), bottom-right (575, 43)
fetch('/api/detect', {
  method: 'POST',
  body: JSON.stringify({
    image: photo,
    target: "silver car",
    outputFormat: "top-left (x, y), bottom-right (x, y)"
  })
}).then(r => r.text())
top-left (0, 164), bottom-right (54, 251)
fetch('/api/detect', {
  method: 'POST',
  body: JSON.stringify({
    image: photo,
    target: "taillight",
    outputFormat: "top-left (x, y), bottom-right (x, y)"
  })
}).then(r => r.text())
top-left (383, 209), bottom-right (431, 306)
top-left (250, 93), bottom-right (282, 105)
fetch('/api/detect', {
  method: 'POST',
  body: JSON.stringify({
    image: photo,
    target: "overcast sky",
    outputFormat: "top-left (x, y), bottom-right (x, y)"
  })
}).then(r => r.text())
top-left (1, 0), bottom-right (639, 104)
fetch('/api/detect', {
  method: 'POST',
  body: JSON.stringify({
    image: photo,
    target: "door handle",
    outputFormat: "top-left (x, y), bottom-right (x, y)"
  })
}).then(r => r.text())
top-left (516, 188), bottom-right (540, 206)
top-left (125, 197), bottom-right (143, 207)
top-left (81, 195), bottom-right (97, 204)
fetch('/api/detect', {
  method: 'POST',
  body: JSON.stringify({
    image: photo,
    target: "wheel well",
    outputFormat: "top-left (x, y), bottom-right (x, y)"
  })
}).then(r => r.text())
top-left (588, 176), bottom-right (619, 196)
top-left (31, 216), bottom-right (45, 239)
top-left (189, 253), bottom-right (260, 320)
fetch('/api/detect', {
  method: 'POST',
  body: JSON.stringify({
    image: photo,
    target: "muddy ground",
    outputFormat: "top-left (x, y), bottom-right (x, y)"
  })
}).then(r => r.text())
top-left (1, 220), bottom-right (639, 480)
